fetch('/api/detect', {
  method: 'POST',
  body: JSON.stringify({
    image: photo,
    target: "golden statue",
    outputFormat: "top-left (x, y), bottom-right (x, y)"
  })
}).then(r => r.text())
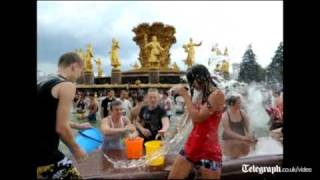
top-left (172, 62), bottom-right (180, 71)
top-left (144, 35), bottom-right (164, 68)
top-left (215, 63), bottom-right (221, 73)
top-left (135, 79), bottom-right (141, 86)
top-left (220, 59), bottom-right (229, 73)
top-left (84, 44), bottom-right (94, 72)
top-left (212, 43), bottom-right (222, 56)
top-left (183, 38), bottom-right (202, 68)
top-left (132, 22), bottom-right (176, 70)
top-left (220, 59), bottom-right (230, 79)
top-left (94, 58), bottom-right (103, 77)
top-left (109, 38), bottom-right (121, 70)
top-left (224, 47), bottom-right (229, 56)
top-left (132, 61), bottom-right (140, 69)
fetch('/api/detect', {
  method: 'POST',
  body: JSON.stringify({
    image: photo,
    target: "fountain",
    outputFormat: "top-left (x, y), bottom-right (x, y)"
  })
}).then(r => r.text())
top-left (70, 81), bottom-right (282, 179)
top-left (70, 22), bottom-right (283, 179)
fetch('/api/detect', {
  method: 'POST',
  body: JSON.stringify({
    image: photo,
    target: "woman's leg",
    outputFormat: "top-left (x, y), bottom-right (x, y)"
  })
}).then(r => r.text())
top-left (198, 167), bottom-right (221, 179)
top-left (168, 154), bottom-right (193, 179)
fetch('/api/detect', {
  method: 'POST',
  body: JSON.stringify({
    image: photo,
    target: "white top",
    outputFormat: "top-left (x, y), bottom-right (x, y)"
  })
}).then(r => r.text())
top-left (117, 98), bottom-right (132, 117)
top-left (84, 97), bottom-right (91, 109)
top-left (160, 97), bottom-right (173, 116)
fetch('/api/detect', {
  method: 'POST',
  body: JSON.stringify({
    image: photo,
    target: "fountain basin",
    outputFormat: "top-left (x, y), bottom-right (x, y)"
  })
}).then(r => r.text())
top-left (72, 149), bottom-right (282, 179)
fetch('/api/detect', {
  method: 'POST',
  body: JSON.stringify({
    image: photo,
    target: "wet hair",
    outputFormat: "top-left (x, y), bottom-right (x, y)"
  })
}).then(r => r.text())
top-left (227, 96), bottom-right (240, 106)
top-left (186, 64), bottom-right (217, 104)
top-left (58, 52), bottom-right (83, 68)
top-left (110, 100), bottom-right (122, 110)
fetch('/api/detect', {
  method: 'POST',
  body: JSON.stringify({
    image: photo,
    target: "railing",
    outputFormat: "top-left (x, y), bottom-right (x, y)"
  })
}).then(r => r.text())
top-left (76, 84), bottom-right (187, 89)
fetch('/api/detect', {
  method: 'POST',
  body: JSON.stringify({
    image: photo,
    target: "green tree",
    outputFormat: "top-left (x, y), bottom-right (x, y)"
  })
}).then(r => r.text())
top-left (238, 45), bottom-right (265, 83)
top-left (266, 42), bottom-right (283, 85)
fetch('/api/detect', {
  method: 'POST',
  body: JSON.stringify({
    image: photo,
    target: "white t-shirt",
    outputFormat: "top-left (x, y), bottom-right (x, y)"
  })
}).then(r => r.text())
top-left (84, 97), bottom-right (91, 109)
top-left (117, 98), bottom-right (132, 117)
top-left (175, 96), bottom-right (185, 113)
top-left (160, 97), bottom-right (173, 116)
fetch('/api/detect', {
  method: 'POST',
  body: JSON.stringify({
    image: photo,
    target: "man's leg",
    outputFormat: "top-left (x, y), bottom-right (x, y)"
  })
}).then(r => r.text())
top-left (37, 157), bottom-right (82, 179)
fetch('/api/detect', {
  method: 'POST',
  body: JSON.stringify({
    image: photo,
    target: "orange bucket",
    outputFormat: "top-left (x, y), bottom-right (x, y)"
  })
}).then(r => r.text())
top-left (125, 137), bottom-right (144, 159)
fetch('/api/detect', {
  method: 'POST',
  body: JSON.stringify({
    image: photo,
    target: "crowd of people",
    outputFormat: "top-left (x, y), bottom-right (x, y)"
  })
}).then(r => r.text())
top-left (73, 85), bottom-right (283, 144)
top-left (36, 52), bottom-right (283, 179)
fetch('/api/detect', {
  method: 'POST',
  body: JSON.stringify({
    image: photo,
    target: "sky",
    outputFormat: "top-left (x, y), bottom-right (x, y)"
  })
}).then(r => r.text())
top-left (37, 1), bottom-right (283, 76)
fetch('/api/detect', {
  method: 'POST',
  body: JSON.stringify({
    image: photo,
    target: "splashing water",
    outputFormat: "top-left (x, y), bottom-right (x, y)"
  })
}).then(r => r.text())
top-left (103, 153), bottom-right (147, 169)
top-left (103, 112), bottom-right (193, 169)
top-left (102, 79), bottom-right (282, 169)
top-left (245, 83), bottom-right (270, 137)
top-left (246, 136), bottom-right (283, 157)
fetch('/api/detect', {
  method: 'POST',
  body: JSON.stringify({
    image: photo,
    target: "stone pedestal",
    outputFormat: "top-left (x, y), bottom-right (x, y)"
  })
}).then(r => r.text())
top-left (111, 68), bottom-right (122, 84)
top-left (94, 77), bottom-right (109, 84)
top-left (83, 72), bottom-right (94, 84)
top-left (76, 73), bottom-right (84, 84)
top-left (148, 68), bottom-right (160, 84)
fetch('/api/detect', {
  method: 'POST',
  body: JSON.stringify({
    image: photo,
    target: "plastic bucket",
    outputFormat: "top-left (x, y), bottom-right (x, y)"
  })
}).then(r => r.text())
top-left (125, 137), bottom-right (144, 159)
top-left (75, 128), bottom-right (103, 154)
top-left (144, 140), bottom-right (164, 166)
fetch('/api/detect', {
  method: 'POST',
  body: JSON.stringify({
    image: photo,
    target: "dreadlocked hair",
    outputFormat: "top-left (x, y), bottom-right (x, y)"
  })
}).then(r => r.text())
top-left (186, 64), bottom-right (218, 104)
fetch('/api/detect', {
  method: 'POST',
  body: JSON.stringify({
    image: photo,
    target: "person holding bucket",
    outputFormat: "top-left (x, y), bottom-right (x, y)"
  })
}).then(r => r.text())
top-left (135, 88), bottom-right (170, 142)
top-left (36, 52), bottom-right (87, 179)
top-left (101, 100), bottom-right (138, 153)
top-left (169, 64), bottom-right (225, 179)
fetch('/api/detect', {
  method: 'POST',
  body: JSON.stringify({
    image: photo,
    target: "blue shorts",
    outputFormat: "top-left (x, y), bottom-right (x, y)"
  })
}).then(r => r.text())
top-left (179, 149), bottom-right (222, 171)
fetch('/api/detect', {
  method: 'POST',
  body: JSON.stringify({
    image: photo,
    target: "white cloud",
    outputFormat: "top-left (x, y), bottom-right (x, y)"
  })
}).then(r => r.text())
top-left (37, 61), bottom-right (57, 75)
top-left (38, 1), bottom-right (282, 74)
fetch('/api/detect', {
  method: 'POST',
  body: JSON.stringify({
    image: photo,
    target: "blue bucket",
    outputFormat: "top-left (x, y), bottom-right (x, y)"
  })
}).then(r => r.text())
top-left (75, 128), bottom-right (103, 154)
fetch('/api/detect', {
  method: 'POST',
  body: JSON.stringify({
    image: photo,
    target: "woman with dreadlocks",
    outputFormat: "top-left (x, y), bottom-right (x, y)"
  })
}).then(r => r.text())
top-left (168, 64), bottom-right (225, 179)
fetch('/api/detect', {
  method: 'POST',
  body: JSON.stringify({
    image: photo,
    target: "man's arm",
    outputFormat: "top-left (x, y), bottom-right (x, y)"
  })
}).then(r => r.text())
top-left (135, 107), bottom-right (144, 131)
top-left (159, 116), bottom-right (169, 134)
top-left (101, 117), bottom-right (128, 136)
top-left (135, 110), bottom-right (151, 137)
top-left (135, 116), bottom-right (145, 132)
top-left (70, 121), bottom-right (92, 130)
top-left (55, 82), bottom-right (86, 160)
top-left (123, 117), bottom-right (138, 136)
